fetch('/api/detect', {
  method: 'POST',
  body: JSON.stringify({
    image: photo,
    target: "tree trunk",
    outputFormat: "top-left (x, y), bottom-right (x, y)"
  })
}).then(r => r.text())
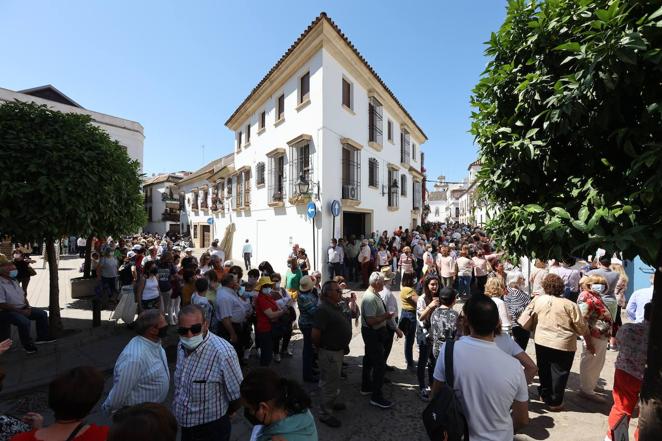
top-left (83, 235), bottom-right (93, 278)
top-left (45, 238), bottom-right (63, 337)
top-left (638, 246), bottom-right (662, 440)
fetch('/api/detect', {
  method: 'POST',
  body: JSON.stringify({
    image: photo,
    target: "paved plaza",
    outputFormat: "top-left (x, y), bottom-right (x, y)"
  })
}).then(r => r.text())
top-left (0, 255), bottom-right (637, 440)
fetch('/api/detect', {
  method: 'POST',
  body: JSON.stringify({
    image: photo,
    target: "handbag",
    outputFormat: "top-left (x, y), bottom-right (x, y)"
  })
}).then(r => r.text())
top-left (517, 299), bottom-right (537, 332)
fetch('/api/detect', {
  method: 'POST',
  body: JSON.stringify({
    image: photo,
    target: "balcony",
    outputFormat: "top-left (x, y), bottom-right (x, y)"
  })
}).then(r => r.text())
top-left (162, 212), bottom-right (180, 222)
top-left (341, 148), bottom-right (360, 207)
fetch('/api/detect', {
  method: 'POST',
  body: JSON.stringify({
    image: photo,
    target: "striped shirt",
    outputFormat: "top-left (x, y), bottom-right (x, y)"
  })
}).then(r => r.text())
top-left (102, 336), bottom-right (170, 414)
top-left (505, 287), bottom-right (531, 327)
top-left (172, 332), bottom-right (243, 427)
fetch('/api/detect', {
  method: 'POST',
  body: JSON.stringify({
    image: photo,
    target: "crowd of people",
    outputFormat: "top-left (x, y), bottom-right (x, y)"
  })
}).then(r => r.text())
top-left (0, 222), bottom-right (655, 441)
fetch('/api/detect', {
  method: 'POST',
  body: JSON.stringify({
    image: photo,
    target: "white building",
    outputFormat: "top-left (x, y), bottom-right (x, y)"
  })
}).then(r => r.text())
top-left (177, 154), bottom-right (235, 249)
top-left (181, 13), bottom-right (427, 276)
top-left (427, 176), bottom-right (466, 224)
top-left (143, 173), bottom-right (188, 234)
top-left (0, 85), bottom-right (144, 168)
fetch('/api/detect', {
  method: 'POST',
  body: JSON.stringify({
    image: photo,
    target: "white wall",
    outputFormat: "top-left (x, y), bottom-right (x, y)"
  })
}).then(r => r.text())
top-left (0, 87), bottom-right (144, 169)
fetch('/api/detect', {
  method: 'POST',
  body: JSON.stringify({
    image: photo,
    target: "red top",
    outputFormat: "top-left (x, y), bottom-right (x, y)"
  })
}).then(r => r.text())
top-left (11, 424), bottom-right (109, 441)
top-left (255, 293), bottom-right (278, 333)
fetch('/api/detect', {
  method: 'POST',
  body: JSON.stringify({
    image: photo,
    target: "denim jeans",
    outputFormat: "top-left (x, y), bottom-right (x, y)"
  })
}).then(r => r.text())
top-left (399, 311), bottom-right (417, 366)
top-left (457, 275), bottom-right (472, 297)
top-left (417, 339), bottom-right (436, 390)
top-left (256, 331), bottom-right (273, 366)
top-left (301, 326), bottom-right (315, 380)
top-left (361, 326), bottom-right (387, 400)
top-left (0, 308), bottom-right (49, 347)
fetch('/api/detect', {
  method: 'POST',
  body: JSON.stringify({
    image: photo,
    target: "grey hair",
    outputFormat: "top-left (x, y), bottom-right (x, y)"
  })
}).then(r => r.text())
top-left (369, 271), bottom-right (384, 286)
top-left (134, 309), bottom-right (162, 336)
top-left (178, 304), bottom-right (206, 322)
top-left (506, 270), bottom-right (525, 287)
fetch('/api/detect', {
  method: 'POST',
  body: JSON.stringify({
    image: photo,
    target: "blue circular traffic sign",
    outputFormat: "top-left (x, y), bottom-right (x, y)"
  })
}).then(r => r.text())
top-left (207, 217), bottom-right (214, 225)
top-left (330, 200), bottom-right (341, 217)
top-left (306, 202), bottom-right (317, 219)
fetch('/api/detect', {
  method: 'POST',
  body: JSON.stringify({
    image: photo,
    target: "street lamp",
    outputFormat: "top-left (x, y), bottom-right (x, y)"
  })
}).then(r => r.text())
top-left (297, 173), bottom-right (310, 195)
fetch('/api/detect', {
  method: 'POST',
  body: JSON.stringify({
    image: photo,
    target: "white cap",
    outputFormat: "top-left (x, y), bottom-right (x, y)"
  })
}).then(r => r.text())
top-left (131, 244), bottom-right (142, 251)
top-left (127, 251), bottom-right (136, 258)
top-left (185, 247), bottom-right (193, 252)
top-left (224, 260), bottom-right (233, 267)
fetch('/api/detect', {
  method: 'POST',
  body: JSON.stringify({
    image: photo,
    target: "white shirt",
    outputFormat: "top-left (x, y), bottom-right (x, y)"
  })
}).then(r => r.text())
top-left (102, 336), bottom-right (170, 414)
top-left (434, 336), bottom-right (529, 441)
top-left (491, 297), bottom-right (512, 333)
top-left (494, 333), bottom-right (523, 357)
top-left (216, 286), bottom-right (251, 323)
top-left (626, 286), bottom-right (653, 323)
top-left (211, 248), bottom-right (225, 262)
top-left (379, 287), bottom-right (399, 329)
top-left (328, 246), bottom-right (341, 263)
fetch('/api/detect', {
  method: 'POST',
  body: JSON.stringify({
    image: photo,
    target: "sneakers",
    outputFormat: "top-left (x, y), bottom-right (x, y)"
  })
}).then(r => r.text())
top-left (369, 397), bottom-right (393, 409)
top-left (419, 387), bottom-right (431, 402)
top-left (319, 415), bottom-right (342, 428)
top-left (274, 354), bottom-right (282, 363)
top-left (35, 337), bottom-right (56, 345)
top-left (24, 344), bottom-right (38, 354)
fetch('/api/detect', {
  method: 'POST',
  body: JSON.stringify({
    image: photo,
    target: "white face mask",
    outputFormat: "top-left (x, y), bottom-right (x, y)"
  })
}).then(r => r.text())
top-left (591, 284), bottom-right (605, 294)
top-left (180, 333), bottom-right (204, 350)
top-left (262, 287), bottom-right (272, 295)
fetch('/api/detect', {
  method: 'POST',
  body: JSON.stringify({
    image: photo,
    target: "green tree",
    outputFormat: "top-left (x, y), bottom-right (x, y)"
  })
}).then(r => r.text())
top-left (471, 0), bottom-right (662, 438)
top-left (0, 100), bottom-right (146, 335)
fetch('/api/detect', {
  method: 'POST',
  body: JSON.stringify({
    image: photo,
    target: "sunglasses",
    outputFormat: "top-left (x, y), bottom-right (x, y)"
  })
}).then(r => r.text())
top-left (177, 323), bottom-right (203, 336)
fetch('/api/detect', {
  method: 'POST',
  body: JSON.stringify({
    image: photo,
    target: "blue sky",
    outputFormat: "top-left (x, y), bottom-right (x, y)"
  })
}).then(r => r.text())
top-left (0, 1), bottom-right (507, 184)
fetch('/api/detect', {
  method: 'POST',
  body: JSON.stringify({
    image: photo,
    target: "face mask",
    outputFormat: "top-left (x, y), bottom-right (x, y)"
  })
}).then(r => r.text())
top-left (262, 287), bottom-right (272, 295)
top-left (238, 286), bottom-right (246, 297)
top-left (180, 333), bottom-right (204, 350)
top-left (243, 407), bottom-right (264, 426)
top-left (274, 282), bottom-right (281, 289)
top-left (157, 326), bottom-right (169, 339)
top-left (590, 284), bottom-right (605, 294)
top-left (8, 270), bottom-right (18, 279)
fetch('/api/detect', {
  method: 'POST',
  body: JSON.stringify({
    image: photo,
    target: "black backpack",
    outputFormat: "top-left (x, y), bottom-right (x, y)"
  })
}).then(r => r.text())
top-left (422, 340), bottom-right (469, 441)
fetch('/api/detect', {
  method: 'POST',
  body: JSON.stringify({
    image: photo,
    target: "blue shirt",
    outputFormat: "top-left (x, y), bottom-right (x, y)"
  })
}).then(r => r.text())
top-left (102, 336), bottom-right (170, 414)
top-left (297, 290), bottom-right (319, 328)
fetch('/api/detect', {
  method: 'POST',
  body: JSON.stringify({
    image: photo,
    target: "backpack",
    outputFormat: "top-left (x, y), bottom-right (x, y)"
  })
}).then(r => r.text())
top-left (422, 341), bottom-right (468, 441)
top-left (118, 263), bottom-right (133, 287)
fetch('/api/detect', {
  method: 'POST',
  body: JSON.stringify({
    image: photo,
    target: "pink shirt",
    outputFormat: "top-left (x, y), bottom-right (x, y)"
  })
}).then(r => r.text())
top-left (435, 255), bottom-right (456, 278)
top-left (399, 253), bottom-right (414, 273)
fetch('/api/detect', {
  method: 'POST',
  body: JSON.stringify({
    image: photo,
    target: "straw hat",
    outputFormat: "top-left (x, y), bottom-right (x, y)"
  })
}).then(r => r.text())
top-left (380, 266), bottom-right (395, 281)
top-left (255, 276), bottom-right (274, 292)
top-left (299, 275), bottom-right (315, 292)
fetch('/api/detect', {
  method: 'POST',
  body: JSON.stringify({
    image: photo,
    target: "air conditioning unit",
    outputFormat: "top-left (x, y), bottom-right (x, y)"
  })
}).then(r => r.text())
top-left (342, 184), bottom-right (358, 200)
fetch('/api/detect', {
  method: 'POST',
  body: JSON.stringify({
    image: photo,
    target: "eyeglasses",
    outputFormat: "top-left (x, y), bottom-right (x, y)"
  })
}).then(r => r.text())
top-left (177, 323), bottom-right (203, 335)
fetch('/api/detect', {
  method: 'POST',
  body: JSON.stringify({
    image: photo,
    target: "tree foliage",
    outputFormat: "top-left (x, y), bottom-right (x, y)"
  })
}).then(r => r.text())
top-left (471, 0), bottom-right (662, 263)
top-left (0, 100), bottom-right (146, 332)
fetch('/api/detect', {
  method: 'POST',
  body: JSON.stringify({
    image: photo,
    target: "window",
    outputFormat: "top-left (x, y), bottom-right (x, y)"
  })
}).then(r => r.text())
top-left (268, 154), bottom-right (286, 203)
top-left (289, 142), bottom-right (312, 196)
top-left (211, 181), bottom-right (224, 212)
top-left (256, 162), bottom-right (265, 186)
top-left (226, 178), bottom-right (233, 208)
top-left (388, 169), bottom-right (399, 208)
top-left (259, 111), bottom-right (266, 131)
top-left (413, 181), bottom-right (422, 210)
top-left (243, 170), bottom-right (251, 208)
top-left (235, 175), bottom-right (242, 208)
top-left (192, 191), bottom-right (198, 209)
top-left (368, 158), bottom-right (379, 187)
top-left (342, 78), bottom-right (352, 109)
top-left (299, 72), bottom-right (310, 103)
top-left (368, 97), bottom-right (383, 145)
top-left (412, 143), bottom-right (417, 160)
top-left (435, 207), bottom-right (440, 216)
top-left (388, 120), bottom-right (393, 142)
top-left (276, 94), bottom-right (285, 121)
top-left (200, 189), bottom-right (208, 209)
top-left (400, 128), bottom-right (411, 165)
top-left (341, 144), bottom-right (361, 200)
top-left (246, 124), bottom-right (251, 144)
top-left (237, 131), bottom-right (242, 150)
top-left (401, 174), bottom-right (407, 197)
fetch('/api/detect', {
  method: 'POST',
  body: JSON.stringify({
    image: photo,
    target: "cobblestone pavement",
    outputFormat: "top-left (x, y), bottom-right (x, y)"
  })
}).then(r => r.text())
top-left (0, 255), bottom-right (636, 440)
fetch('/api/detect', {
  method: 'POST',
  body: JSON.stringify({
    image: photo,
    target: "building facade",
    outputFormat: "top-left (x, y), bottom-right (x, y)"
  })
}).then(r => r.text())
top-left (0, 85), bottom-right (145, 168)
top-left (143, 173), bottom-right (187, 234)
top-left (178, 13), bottom-right (427, 276)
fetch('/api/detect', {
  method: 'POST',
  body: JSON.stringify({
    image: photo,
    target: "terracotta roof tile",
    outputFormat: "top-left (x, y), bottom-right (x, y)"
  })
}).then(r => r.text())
top-left (225, 12), bottom-right (427, 140)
